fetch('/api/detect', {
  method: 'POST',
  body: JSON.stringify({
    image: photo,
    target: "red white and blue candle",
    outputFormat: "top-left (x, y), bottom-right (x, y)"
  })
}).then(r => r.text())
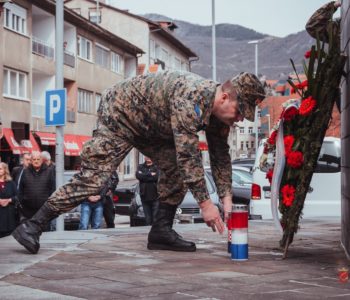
top-left (230, 204), bottom-right (248, 261)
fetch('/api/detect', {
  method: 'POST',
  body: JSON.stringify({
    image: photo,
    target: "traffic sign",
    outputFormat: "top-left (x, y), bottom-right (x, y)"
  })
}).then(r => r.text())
top-left (45, 89), bottom-right (66, 126)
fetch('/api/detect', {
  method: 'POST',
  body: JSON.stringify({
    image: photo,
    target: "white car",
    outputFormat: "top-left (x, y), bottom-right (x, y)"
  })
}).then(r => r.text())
top-left (250, 137), bottom-right (341, 219)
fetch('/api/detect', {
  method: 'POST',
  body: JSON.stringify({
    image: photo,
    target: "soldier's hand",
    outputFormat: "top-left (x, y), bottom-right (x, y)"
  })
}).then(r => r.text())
top-left (221, 195), bottom-right (233, 223)
top-left (199, 200), bottom-right (225, 234)
top-left (88, 195), bottom-right (101, 202)
top-left (334, 1), bottom-right (341, 8)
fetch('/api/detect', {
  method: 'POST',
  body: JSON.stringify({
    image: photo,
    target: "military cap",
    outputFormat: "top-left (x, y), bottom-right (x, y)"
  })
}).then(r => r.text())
top-left (231, 72), bottom-right (266, 121)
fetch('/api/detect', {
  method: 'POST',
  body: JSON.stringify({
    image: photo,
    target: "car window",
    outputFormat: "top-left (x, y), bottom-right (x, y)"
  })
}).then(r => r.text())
top-left (315, 141), bottom-right (341, 173)
top-left (205, 173), bottom-right (215, 194)
top-left (232, 169), bottom-right (252, 184)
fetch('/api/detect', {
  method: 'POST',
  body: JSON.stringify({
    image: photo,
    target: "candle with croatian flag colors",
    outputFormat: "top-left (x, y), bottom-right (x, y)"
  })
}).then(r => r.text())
top-left (230, 204), bottom-right (249, 261)
top-left (227, 214), bottom-right (232, 253)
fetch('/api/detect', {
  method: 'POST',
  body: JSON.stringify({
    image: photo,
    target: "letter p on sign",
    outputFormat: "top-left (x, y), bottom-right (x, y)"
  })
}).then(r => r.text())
top-left (45, 89), bottom-right (66, 126)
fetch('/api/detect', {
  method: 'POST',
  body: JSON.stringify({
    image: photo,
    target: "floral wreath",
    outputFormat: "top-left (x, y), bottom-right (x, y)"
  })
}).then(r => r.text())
top-left (257, 20), bottom-right (346, 257)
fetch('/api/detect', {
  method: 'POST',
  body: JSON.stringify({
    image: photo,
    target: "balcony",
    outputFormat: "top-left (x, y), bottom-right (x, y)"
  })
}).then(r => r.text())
top-left (64, 50), bottom-right (75, 68)
top-left (32, 37), bottom-right (54, 60)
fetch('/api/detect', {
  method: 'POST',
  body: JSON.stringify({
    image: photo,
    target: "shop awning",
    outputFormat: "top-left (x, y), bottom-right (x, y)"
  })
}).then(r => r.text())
top-left (2, 128), bottom-right (40, 154)
top-left (33, 132), bottom-right (56, 146)
top-left (33, 132), bottom-right (91, 156)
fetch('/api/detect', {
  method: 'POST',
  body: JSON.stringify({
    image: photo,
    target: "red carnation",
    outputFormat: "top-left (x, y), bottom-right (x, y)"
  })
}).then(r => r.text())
top-left (268, 130), bottom-right (277, 145)
top-left (304, 50), bottom-right (311, 59)
top-left (266, 169), bottom-right (274, 184)
top-left (287, 151), bottom-right (304, 169)
top-left (295, 80), bottom-right (308, 89)
top-left (282, 106), bottom-right (299, 121)
top-left (263, 145), bottom-right (269, 154)
top-left (281, 184), bottom-right (296, 207)
top-left (299, 96), bottom-right (317, 116)
top-left (284, 135), bottom-right (295, 154)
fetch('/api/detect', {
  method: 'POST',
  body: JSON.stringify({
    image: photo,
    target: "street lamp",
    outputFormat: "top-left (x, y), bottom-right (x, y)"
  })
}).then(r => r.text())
top-left (212, 0), bottom-right (216, 81)
top-left (248, 40), bottom-right (260, 155)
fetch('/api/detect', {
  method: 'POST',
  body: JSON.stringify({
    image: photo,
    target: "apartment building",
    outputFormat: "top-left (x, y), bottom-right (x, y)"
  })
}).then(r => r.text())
top-left (65, 0), bottom-right (198, 180)
top-left (0, 0), bottom-right (142, 170)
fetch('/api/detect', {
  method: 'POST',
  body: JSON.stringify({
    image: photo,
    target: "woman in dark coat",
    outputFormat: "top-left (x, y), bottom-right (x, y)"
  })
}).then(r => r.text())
top-left (0, 162), bottom-right (18, 238)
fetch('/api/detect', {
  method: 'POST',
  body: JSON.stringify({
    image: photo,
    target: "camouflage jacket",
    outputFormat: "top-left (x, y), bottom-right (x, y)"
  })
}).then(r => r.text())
top-left (98, 71), bottom-right (232, 203)
top-left (306, 1), bottom-right (340, 45)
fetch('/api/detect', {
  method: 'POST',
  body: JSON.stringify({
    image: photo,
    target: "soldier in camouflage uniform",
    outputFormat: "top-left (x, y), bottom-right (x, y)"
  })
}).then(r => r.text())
top-left (12, 70), bottom-right (265, 254)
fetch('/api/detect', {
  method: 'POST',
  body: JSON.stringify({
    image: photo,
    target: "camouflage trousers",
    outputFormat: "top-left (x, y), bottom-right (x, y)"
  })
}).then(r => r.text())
top-left (46, 122), bottom-right (188, 214)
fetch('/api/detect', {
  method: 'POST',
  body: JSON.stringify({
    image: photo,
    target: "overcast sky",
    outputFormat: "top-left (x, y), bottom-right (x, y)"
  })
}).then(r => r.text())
top-left (108, 0), bottom-right (339, 37)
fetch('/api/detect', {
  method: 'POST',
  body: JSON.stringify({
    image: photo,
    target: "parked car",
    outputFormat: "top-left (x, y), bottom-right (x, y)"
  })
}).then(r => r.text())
top-left (129, 172), bottom-right (221, 226)
top-left (250, 137), bottom-right (341, 219)
top-left (205, 166), bottom-right (252, 206)
top-left (113, 182), bottom-right (138, 216)
top-left (62, 170), bottom-right (81, 230)
top-left (232, 158), bottom-right (255, 172)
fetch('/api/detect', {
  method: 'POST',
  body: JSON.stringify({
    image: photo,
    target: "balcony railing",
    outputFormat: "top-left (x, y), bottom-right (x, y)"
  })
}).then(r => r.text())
top-left (64, 50), bottom-right (75, 68)
top-left (32, 37), bottom-right (54, 60)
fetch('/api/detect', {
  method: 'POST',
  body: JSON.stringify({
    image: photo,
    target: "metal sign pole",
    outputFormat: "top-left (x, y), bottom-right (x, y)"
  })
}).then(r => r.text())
top-left (212, 0), bottom-right (216, 81)
top-left (55, 0), bottom-right (65, 231)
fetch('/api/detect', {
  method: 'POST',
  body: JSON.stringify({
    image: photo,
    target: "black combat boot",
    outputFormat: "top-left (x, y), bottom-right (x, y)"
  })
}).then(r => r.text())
top-left (12, 203), bottom-right (59, 254)
top-left (147, 203), bottom-right (196, 252)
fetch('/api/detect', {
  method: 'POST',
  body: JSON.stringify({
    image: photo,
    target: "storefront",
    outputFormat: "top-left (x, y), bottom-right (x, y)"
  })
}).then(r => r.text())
top-left (0, 128), bottom-right (40, 170)
top-left (33, 132), bottom-right (91, 170)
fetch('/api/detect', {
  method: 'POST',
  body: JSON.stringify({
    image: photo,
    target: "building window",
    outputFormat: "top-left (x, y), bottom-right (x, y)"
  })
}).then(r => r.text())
top-left (246, 141), bottom-right (249, 149)
top-left (78, 89), bottom-right (93, 114)
top-left (155, 43), bottom-right (161, 59)
top-left (3, 3), bottom-right (27, 35)
top-left (3, 68), bottom-right (27, 100)
top-left (95, 93), bottom-right (101, 113)
top-left (161, 48), bottom-right (169, 67)
top-left (95, 44), bottom-right (109, 69)
top-left (174, 57), bottom-right (181, 70)
top-left (123, 149), bottom-right (135, 179)
top-left (251, 141), bottom-right (255, 149)
top-left (150, 39), bottom-right (155, 58)
top-left (258, 127), bottom-right (262, 133)
top-left (248, 127), bottom-right (253, 134)
top-left (239, 127), bottom-right (245, 134)
top-left (77, 36), bottom-right (92, 61)
top-left (240, 141), bottom-right (244, 150)
top-left (257, 110), bottom-right (261, 118)
top-left (89, 8), bottom-right (101, 24)
top-left (111, 52), bottom-right (122, 73)
top-left (181, 61), bottom-right (189, 71)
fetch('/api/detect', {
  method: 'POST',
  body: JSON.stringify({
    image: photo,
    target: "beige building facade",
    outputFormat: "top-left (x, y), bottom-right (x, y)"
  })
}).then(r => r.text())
top-left (65, 0), bottom-right (198, 181)
top-left (0, 0), bottom-right (142, 170)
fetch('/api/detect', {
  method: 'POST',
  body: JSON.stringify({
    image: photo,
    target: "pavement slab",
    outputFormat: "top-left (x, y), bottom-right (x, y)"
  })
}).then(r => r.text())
top-left (0, 218), bottom-right (349, 299)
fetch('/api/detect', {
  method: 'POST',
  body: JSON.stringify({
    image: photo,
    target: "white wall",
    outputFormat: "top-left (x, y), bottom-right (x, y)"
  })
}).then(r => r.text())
top-left (32, 7), bottom-right (55, 46)
top-left (64, 24), bottom-right (76, 54)
top-left (32, 73), bottom-right (55, 117)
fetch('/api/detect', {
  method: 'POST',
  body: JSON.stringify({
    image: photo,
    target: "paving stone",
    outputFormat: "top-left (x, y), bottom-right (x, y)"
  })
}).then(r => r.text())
top-left (1, 219), bottom-right (350, 299)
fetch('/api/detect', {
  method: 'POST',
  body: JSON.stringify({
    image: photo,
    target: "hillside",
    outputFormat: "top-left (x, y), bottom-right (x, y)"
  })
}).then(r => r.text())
top-left (144, 14), bottom-right (314, 80)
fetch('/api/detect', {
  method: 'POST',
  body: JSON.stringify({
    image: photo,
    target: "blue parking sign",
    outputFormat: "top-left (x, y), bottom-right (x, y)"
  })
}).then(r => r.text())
top-left (45, 89), bottom-right (67, 126)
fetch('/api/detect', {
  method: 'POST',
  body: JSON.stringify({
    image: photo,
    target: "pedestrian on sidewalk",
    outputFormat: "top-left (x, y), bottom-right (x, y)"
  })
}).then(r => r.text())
top-left (79, 195), bottom-right (104, 230)
top-left (102, 175), bottom-right (119, 228)
top-left (11, 153), bottom-right (32, 187)
top-left (136, 157), bottom-right (159, 225)
top-left (17, 152), bottom-right (55, 221)
top-left (0, 162), bottom-right (18, 238)
top-left (12, 71), bottom-right (265, 254)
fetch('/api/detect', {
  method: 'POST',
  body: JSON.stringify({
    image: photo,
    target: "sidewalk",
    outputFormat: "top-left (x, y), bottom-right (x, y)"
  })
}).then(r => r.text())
top-left (0, 218), bottom-right (349, 299)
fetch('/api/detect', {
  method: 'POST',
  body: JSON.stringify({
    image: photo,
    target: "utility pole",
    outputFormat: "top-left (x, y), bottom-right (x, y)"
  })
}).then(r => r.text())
top-left (55, 0), bottom-right (65, 231)
top-left (212, 0), bottom-right (216, 81)
top-left (248, 40), bottom-right (259, 155)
